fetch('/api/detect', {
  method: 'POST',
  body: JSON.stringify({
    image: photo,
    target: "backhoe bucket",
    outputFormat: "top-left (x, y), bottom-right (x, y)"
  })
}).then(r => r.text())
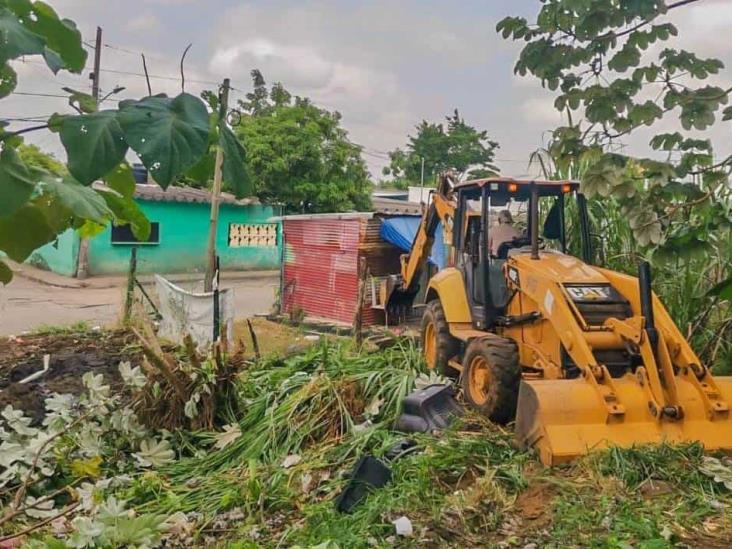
top-left (515, 375), bottom-right (732, 465)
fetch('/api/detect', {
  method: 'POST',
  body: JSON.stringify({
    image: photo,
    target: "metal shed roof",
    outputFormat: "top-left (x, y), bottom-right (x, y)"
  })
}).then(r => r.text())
top-left (132, 184), bottom-right (258, 206)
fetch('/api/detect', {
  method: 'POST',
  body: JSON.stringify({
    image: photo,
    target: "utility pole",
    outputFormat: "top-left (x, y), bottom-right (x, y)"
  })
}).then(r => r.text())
top-left (75, 26), bottom-right (102, 280)
top-left (204, 78), bottom-right (230, 292)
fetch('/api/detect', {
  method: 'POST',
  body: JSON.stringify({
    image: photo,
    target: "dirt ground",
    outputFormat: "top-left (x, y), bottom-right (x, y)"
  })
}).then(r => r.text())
top-left (0, 272), bottom-right (279, 335)
top-left (0, 330), bottom-right (142, 422)
top-left (0, 319), bottom-right (314, 422)
top-left (232, 317), bottom-right (320, 358)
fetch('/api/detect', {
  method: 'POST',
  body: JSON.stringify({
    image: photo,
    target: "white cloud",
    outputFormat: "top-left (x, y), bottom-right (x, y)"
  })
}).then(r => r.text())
top-left (126, 14), bottom-right (160, 33)
top-left (521, 96), bottom-right (563, 125)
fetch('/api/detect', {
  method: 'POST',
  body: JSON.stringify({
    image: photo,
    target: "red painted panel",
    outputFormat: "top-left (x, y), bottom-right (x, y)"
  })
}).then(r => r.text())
top-left (282, 217), bottom-right (402, 327)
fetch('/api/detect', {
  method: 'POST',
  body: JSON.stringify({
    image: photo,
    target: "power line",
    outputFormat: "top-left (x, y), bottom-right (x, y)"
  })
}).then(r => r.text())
top-left (1, 115), bottom-right (55, 121)
top-left (98, 67), bottom-right (221, 86)
top-left (10, 91), bottom-right (68, 99)
top-left (17, 58), bottom-right (222, 88)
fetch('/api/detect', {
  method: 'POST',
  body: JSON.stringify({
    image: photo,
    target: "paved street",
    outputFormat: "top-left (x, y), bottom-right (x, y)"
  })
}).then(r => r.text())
top-left (0, 270), bottom-right (279, 335)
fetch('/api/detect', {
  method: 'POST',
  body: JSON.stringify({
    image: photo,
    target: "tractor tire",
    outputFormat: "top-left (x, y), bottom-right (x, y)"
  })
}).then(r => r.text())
top-left (461, 335), bottom-right (521, 424)
top-left (421, 300), bottom-right (460, 377)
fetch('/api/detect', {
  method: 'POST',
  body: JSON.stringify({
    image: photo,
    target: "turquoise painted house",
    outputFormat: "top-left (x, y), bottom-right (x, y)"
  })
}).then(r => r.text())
top-left (28, 184), bottom-right (282, 276)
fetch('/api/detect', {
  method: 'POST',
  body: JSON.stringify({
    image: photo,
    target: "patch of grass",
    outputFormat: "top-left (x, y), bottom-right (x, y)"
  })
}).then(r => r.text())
top-left (590, 442), bottom-right (718, 492)
top-left (113, 341), bottom-right (732, 547)
top-left (30, 320), bottom-right (92, 335)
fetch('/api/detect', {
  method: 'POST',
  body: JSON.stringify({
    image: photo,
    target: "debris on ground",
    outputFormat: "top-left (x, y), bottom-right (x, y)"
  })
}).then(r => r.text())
top-left (0, 329), bottom-right (141, 422)
top-left (1, 327), bottom-right (732, 547)
top-left (394, 383), bottom-right (463, 433)
top-left (335, 455), bottom-right (392, 513)
top-left (392, 515), bottom-right (413, 537)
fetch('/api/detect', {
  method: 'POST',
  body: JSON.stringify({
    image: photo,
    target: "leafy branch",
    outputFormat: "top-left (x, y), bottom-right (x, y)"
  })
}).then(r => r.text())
top-left (0, 1), bottom-right (250, 284)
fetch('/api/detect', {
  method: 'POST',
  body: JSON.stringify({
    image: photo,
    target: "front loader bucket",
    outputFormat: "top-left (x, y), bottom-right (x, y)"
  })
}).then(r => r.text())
top-left (515, 376), bottom-right (732, 466)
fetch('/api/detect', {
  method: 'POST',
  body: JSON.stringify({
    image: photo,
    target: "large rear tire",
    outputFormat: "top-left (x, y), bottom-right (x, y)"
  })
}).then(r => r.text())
top-left (421, 300), bottom-right (460, 376)
top-left (461, 336), bottom-right (520, 423)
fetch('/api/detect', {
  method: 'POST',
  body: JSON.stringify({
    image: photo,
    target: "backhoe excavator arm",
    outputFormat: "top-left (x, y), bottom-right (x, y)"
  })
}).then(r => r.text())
top-left (386, 174), bottom-right (456, 308)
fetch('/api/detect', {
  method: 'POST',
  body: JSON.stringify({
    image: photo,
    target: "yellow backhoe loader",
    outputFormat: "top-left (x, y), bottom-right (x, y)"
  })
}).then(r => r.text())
top-left (378, 174), bottom-right (732, 465)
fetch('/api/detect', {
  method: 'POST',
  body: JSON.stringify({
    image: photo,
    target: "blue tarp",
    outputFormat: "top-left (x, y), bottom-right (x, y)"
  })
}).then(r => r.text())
top-left (379, 216), bottom-right (446, 269)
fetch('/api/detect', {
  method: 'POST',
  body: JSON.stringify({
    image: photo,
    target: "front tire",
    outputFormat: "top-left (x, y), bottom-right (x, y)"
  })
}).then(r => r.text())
top-left (421, 300), bottom-right (460, 376)
top-left (461, 335), bottom-right (520, 423)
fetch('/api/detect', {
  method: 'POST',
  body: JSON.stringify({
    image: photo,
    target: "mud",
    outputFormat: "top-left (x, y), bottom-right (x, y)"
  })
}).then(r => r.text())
top-left (0, 330), bottom-right (142, 423)
top-left (514, 481), bottom-right (557, 530)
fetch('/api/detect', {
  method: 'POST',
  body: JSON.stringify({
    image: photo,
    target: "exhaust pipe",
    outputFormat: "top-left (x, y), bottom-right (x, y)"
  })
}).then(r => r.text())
top-left (638, 261), bottom-right (658, 353)
top-left (530, 185), bottom-right (539, 260)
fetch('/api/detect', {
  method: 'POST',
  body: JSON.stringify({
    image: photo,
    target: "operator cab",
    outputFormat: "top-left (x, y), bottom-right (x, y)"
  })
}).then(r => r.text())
top-left (452, 178), bottom-right (591, 330)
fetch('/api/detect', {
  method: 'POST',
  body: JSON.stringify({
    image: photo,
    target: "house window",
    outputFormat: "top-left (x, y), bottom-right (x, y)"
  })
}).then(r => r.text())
top-left (228, 223), bottom-right (277, 247)
top-left (111, 223), bottom-right (160, 245)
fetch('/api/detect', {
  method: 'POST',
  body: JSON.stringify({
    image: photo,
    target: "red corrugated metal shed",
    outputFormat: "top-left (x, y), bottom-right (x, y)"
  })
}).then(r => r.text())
top-left (280, 212), bottom-right (408, 327)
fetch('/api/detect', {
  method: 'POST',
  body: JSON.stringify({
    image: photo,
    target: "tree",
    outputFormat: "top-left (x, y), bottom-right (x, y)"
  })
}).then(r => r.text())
top-left (234, 72), bottom-right (372, 213)
top-left (0, 0), bottom-right (248, 283)
top-left (382, 110), bottom-right (499, 187)
top-left (498, 1), bottom-right (732, 257)
top-left (500, 0), bottom-right (732, 370)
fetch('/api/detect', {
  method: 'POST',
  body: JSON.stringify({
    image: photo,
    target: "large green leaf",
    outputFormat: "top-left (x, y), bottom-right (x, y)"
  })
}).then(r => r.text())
top-left (39, 176), bottom-right (112, 224)
top-left (0, 7), bottom-right (45, 64)
top-left (104, 162), bottom-right (136, 198)
top-left (184, 150), bottom-right (215, 185)
top-left (0, 204), bottom-right (57, 261)
top-left (118, 93), bottom-right (210, 188)
top-left (97, 189), bottom-right (151, 241)
top-left (25, 2), bottom-right (87, 72)
top-left (219, 123), bottom-right (251, 197)
top-left (60, 111), bottom-right (127, 184)
top-left (0, 146), bottom-right (37, 217)
top-left (0, 259), bottom-right (11, 284)
top-left (0, 62), bottom-right (17, 98)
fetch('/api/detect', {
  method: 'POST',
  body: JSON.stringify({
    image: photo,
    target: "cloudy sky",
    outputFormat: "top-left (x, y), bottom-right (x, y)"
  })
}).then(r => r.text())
top-left (4, 0), bottom-right (732, 180)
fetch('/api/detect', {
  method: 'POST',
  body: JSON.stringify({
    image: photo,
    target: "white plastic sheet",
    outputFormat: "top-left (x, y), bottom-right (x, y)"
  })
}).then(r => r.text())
top-left (155, 275), bottom-right (234, 347)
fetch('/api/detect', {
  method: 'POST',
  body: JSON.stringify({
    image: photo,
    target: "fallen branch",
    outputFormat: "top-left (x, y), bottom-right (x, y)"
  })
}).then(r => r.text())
top-left (132, 327), bottom-right (187, 401)
top-left (7, 409), bottom-right (94, 516)
top-left (0, 480), bottom-right (79, 527)
top-left (0, 502), bottom-right (80, 544)
top-left (183, 334), bottom-right (202, 371)
top-left (247, 319), bottom-right (261, 360)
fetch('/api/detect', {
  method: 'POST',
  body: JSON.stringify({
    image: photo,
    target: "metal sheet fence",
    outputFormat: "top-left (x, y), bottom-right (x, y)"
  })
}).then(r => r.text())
top-left (282, 217), bottom-right (403, 326)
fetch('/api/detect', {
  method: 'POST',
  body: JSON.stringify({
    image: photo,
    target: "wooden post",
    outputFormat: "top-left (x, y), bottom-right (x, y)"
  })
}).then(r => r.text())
top-left (353, 257), bottom-right (369, 346)
top-left (75, 27), bottom-right (103, 280)
top-left (204, 78), bottom-right (230, 292)
top-left (123, 247), bottom-right (137, 325)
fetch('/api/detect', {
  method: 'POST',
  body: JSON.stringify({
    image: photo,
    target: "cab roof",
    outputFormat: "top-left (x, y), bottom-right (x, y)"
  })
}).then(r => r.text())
top-left (453, 177), bottom-right (580, 191)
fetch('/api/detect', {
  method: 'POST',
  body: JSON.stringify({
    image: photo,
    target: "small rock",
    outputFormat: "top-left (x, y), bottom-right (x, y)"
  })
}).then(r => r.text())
top-left (301, 472), bottom-right (314, 493)
top-left (523, 543), bottom-right (538, 549)
top-left (282, 454), bottom-right (302, 468)
top-left (710, 499), bottom-right (726, 510)
top-left (392, 516), bottom-right (413, 537)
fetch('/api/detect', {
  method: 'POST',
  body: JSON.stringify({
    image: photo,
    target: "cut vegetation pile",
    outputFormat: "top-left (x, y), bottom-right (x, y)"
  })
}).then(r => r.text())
top-left (1, 327), bottom-right (732, 547)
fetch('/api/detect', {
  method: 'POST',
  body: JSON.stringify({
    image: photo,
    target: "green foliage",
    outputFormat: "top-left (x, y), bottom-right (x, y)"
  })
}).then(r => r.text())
top-left (117, 93), bottom-right (210, 188)
top-left (234, 72), bottom-right (372, 213)
top-left (16, 142), bottom-right (65, 175)
top-left (0, 146), bottom-right (36, 216)
top-left (383, 109), bottom-right (499, 186)
top-left (59, 111), bottom-right (127, 184)
top-left (500, 0), bottom-right (732, 312)
top-left (219, 123), bottom-right (251, 197)
top-left (0, 1), bottom-right (249, 282)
